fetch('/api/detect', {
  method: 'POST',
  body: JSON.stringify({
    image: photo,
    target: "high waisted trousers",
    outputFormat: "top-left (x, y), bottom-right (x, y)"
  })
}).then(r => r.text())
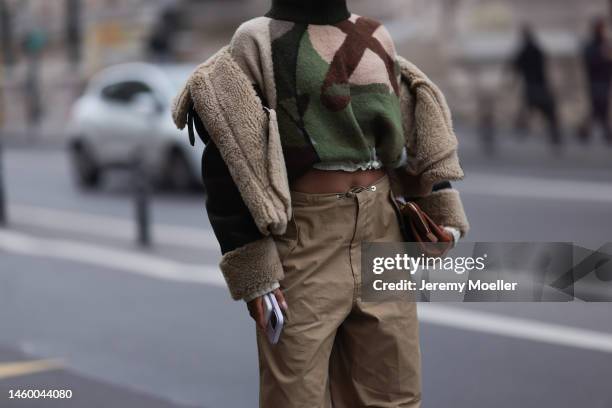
top-left (257, 174), bottom-right (422, 408)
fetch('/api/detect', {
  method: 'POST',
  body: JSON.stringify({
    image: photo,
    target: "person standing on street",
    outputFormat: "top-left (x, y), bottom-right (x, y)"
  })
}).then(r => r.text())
top-left (579, 18), bottom-right (612, 145)
top-left (173, 0), bottom-right (469, 406)
top-left (510, 24), bottom-right (561, 147)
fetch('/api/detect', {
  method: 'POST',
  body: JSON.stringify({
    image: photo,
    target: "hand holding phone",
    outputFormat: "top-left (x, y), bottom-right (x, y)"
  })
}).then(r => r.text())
top-left (263, 292), bottom-right (284, 345)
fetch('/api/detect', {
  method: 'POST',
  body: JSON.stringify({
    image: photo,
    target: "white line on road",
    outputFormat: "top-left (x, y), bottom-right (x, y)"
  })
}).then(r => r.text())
top-left (462, 173), bottom-right (612, 203)
top-left (7, 171), bottom-right (612, 250)
top-left (0, 229), bottom-right (225, 286)
top-left (418, 304), bottom-right (612, 354)
top-left (8, 204), bottom-right (219, 250)
top-left (9, 172), bottom-right (612, 251)
top-left (2, 229), bottom-right (611, 354)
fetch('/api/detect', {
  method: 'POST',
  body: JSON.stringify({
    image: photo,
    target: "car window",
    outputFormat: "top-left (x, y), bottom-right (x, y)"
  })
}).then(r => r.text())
top-left (101, 81), bottom-right (153, 104)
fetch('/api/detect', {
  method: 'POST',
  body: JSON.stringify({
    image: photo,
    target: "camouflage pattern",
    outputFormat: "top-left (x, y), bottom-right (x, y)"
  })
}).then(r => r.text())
top-left (269, 15), bottom-right (405, 179)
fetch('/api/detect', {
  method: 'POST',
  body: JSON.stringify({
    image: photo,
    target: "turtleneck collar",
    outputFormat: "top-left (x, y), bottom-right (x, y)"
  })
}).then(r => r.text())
top-left (265, 0), bottom-right (351, 25)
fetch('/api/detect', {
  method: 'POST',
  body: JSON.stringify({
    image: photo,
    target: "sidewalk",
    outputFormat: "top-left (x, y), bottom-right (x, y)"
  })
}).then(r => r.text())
top-left (457, 125), bottom-right (612, 178)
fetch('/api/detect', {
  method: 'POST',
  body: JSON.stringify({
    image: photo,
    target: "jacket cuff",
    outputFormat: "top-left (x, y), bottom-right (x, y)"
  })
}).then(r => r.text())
top-left (243, 281), bottom-right (280, 303)
top-left (413, 189), bottom-right (470, 237)
top-left (443, 226), bottom-right (461, 248)
top-left (219, 237), bottom-right (285, 301)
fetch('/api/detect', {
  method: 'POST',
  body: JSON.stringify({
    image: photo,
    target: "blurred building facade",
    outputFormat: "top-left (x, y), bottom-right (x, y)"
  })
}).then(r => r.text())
top-left (0, 0), bottom-right (610, 138)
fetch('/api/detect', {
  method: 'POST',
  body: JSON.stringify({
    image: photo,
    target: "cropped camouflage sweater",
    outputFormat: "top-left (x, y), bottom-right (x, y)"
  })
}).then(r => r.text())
top-left (229, 2), bottom-right (406, 180)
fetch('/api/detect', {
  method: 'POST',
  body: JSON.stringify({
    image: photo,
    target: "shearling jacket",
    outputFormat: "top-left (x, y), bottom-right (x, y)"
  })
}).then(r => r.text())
top-left (173, 45), bottom-right (469, 302)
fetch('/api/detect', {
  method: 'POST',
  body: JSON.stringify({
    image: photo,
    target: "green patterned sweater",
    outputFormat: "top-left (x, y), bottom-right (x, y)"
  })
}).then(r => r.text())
top-left (229, 12), bottom-right (406, 180)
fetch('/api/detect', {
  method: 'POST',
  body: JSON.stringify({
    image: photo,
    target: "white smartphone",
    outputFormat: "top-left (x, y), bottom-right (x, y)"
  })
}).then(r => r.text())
top-left (263, 293), bottom-right (284, 345)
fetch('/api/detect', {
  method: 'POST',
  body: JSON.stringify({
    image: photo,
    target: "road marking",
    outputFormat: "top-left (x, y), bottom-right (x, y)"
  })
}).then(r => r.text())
top-left (419, 304), bottom-right (612, 354)
top-left (462, 173), bottom-right (612, 203)
top-left (0, 359), bottom-right (63, 380)
top-left (8, 204), bottom-right (218, 250)
top-left (7, 173), bottom-right (612, 250)
top-left (2, 229), bottom-right (611, 354)
top-left (0, 229), bottom-right (225, 286)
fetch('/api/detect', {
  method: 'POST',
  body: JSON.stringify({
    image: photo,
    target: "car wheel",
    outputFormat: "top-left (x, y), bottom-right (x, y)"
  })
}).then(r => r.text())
top-left (70, 141), bottom-right (101, 188)
top-left (163, 149), bottom-right (196, 191)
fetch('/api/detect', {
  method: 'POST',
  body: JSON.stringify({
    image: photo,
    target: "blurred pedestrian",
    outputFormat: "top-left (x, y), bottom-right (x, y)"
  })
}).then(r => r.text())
top-left (65, 0), bottom-right (82, 68)
top-left (147, 6), bottom-right (179, 62)
top-left (578, 18), bottom-right (612, 145)
top-left (173, 0), bottom-right (469, 406)
top-left (21, 29), bottom-right (46, 135)
top-left (1, 0), bottom-right (16, 70)
top-left (510, 25), bottom-right (561, 147)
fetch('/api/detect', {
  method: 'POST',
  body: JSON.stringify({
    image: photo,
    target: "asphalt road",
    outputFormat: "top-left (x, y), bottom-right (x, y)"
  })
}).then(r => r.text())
top-left (0, 139), bottom-right (611, 408)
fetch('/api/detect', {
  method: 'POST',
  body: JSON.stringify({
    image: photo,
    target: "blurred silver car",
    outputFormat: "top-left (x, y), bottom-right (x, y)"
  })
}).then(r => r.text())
top-left (66, 63), bottom-right (203, 190)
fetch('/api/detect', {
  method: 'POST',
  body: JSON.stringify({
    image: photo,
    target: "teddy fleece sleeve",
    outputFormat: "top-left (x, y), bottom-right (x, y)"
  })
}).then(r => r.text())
top-left (194, 111), bottom-right (284, 301)
top-left (412, 181), bottom-right (470, 238)
top-left (393, 53), bottom-right (469, 237)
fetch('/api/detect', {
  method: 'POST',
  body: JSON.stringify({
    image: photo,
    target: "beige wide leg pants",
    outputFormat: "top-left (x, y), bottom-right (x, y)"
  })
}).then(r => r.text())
top-left (257, 175), bottom-right (422, 408)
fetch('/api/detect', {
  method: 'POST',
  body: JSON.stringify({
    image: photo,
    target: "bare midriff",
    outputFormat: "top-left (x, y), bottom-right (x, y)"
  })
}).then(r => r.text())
top-left (290, 168), bottom-right (387, 194)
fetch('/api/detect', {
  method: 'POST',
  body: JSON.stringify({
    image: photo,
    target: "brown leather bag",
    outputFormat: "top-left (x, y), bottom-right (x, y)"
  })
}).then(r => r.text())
top-left (397, 201), bottom-right (453, 257)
